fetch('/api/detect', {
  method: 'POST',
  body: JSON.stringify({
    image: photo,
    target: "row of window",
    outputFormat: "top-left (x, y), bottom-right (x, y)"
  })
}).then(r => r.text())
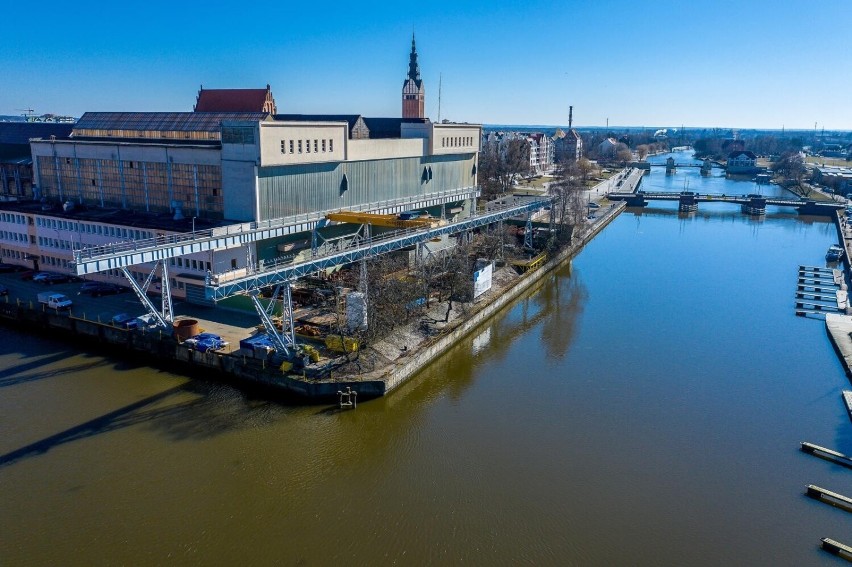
top-left (35, 217), bottom-right (155, 241)
top-left (0, 231), bottom-right (29, 243)
top-left (0, 212), bottom-right (27, 225)
top-left (441, 136), bottom-right (474, 148)
top-left (280, 138), bottom-right (335, 155)
top-left (37, 157), bottom-right (223, 217)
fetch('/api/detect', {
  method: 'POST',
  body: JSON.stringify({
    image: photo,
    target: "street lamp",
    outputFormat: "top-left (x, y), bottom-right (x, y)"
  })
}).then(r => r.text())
top-left (192, 217), bottom-right (196, 236)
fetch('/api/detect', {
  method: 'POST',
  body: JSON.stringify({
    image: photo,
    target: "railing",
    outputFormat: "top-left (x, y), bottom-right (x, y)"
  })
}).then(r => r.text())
top-left (72, 186), bottom-right (479, 262)
top-left (208, 197), bottom-right (553, 289)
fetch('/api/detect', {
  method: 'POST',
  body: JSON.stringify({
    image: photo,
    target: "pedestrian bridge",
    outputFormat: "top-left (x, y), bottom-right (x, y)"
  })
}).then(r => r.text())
top-left (606, 191), bottom-right (843, 216)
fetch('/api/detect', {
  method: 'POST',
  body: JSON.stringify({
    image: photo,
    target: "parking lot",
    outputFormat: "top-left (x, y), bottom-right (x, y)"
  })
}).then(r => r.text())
top-left (0, 267), bottom-right (260, 354)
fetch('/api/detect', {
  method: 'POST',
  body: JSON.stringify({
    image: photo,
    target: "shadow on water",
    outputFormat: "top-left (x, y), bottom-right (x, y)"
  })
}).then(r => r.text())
top-left (0, 380), bottom-right (288, 470)
top-left (0, 356), bottom-right (114, 388)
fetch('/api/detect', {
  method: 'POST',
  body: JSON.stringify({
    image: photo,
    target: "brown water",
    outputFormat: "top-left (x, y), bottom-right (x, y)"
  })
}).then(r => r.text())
top-left (3, 157), bottom-right (852, 565)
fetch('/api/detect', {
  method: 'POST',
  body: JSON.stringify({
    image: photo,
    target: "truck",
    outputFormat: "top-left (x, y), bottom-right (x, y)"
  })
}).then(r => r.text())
top-left (37, 292), bottom-right (73, 310)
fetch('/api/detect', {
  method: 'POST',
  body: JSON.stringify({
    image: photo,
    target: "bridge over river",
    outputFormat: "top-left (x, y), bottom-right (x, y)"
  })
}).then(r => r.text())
top-left (607, 190), bottom-right (843, 216)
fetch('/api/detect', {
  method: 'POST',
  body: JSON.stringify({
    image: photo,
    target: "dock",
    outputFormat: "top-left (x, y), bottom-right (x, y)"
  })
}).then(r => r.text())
top-left (844, 391), bottom-right (852, 423)
top-left (806, 484), bottom-right (852, 512)
top-left (795, 266), bottom-right (847, 317)
top-left (821, 538), bottom-right (852, 562)
top-left (800, 442), bottom-right (852, 469)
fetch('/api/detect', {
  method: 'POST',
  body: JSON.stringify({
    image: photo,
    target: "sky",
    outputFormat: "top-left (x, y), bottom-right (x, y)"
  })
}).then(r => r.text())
top-left (2, 0), bottom-right (850, 130)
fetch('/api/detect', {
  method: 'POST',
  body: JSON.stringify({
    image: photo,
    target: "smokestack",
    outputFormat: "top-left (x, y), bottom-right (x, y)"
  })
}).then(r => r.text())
top-left (568, 106), bottom-right (573, 130)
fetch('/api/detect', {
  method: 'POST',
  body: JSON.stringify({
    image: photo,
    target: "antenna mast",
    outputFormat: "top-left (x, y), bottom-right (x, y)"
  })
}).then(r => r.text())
top-left (438, 73), bottom-right (442, 123)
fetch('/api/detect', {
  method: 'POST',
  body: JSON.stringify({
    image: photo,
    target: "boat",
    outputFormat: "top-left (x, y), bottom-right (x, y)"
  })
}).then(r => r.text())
top-left (826, 245), bottom-right (844, 261)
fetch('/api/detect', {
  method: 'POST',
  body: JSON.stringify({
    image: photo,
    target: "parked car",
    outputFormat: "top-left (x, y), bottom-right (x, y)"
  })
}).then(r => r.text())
top-left (110, 313), bottom-right (139, 329)
top-left (33, 272), bottom-right (73, 285)
top-left (588, 202), bottom-right (601, 209)
top-left (184, 332), bottom-right (228, 352)
top-left (0, 263), bottom-right (23, 273)
top-left (0, 284), bottom-right (8, 296)
top-left (79, 282), bottom-right (125, 297)
top-left (19, 270), bottom-right (36, 281)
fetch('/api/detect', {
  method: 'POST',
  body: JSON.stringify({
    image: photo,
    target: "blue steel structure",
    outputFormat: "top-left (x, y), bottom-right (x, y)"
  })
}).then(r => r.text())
top-left (205, 198), bottom-right (553, 301)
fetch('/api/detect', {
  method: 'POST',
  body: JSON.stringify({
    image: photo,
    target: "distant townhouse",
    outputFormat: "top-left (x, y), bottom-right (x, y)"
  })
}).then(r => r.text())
top-left (553, 128), bottom-right (583, 163)
top-left (481, 130), bottom-right (553, 175)
top-left (726, 150), bottom-right (758, 174)
top-left (598, 137), bottom-right (618, 159)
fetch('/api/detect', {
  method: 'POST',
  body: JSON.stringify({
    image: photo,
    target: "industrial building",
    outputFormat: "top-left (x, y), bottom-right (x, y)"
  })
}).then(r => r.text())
top-left (0, 40), bottom-right (482, 307)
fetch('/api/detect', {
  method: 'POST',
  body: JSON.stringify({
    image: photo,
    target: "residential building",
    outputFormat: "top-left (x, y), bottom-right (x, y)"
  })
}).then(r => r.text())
top-left (726, 150), bottom-right (758, 174)
top-left (553, 128), bottom-right (583, 163)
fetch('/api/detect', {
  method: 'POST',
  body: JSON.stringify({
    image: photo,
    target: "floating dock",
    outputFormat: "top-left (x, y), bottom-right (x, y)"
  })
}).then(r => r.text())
top-left (821, 538), bottom-right (852, 562)
top-left (806, 484), bottom-right (852, 512)
top-left (795, 267), bottom-right (848, 317)
top-left (800, 442), bottom-right (852, 469)
top-left (844, 391), bottom-right (852, 423)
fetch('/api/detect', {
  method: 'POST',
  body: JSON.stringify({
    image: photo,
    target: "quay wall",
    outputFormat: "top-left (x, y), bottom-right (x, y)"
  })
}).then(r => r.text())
top-left (383, 201), bottom-right (627, 393)
top-left (0, 301), bottom-right (385, 400)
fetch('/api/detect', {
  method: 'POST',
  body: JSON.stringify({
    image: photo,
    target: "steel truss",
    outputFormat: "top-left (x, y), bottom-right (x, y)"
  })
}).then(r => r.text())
top-left (250, 284), bottom-right (296, 355)
top-left (207, 197), bottom-right (553, 301)
top-left (119, 260), bottom-right (173, 329)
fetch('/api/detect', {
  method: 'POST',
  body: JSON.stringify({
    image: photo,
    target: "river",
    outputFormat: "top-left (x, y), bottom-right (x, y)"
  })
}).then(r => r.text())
top-left (2, 150), bottom-right (851, 565)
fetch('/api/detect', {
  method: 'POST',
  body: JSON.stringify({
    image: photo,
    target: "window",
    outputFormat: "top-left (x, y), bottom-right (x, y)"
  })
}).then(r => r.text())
top-left (280, 140), bottom-right (286, 154)
top-left (306, 139), bottom-right (311, 153)
top-left (65, 158), bottom-right (71, 165)
top-left (322, 139), bottom-right (326, 152)
top-left (298, 140), bottom-right (302, 153)
top-left (314, 140), bottom-right (318, 153)
top-left (289, 140), bottom-right (294, 153)
top-left (329, 139), bottom-right (333, 152)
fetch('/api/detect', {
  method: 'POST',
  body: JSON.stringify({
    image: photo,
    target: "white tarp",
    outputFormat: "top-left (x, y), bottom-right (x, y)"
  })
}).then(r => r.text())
top-left (473, 261), bottom-right (493, 299)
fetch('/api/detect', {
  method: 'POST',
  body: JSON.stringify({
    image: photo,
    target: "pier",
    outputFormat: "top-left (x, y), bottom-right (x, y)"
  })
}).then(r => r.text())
top-left (800, 442), bottom-right (852, 469)
top-left (821, 538), bottom-right (852, 561)
top-left (806, 485), bottom-right (852, 512)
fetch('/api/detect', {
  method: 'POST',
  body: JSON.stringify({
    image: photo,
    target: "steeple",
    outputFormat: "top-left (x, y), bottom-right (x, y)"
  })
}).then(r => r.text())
top-left (402, 34), bottom-right (426, 119)
top-left (407, 34), bottom-right (421, 86)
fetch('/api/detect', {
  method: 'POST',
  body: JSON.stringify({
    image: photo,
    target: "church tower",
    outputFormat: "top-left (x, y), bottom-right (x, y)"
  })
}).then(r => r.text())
top-left (402, 35), bottom-right (425, 119)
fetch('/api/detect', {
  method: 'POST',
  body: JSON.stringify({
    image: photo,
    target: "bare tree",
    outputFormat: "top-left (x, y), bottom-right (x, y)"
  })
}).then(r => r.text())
top-left (547, 161), bottom-right (588, 248)
top-left (478, 138), bottom-right (531, 198)
top-left (772, 151), bottom-right (809, 195)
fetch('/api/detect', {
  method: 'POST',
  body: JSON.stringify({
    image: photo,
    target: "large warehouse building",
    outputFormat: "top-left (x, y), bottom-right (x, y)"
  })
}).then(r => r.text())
top-left (0, 42), bottom-right (481, 303)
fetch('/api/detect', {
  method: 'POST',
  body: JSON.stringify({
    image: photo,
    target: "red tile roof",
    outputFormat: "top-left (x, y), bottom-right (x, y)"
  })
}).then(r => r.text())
top-left (194, 86), bottom-right (276, 113)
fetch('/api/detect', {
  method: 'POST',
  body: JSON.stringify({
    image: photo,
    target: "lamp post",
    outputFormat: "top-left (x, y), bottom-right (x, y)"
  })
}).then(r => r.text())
top-left (192, 217), bottom-right (196, 236)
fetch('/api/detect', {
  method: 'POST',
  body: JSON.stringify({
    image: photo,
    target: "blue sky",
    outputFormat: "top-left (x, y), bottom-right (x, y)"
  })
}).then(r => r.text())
top-left (2, 0), bottom-right (850, 130)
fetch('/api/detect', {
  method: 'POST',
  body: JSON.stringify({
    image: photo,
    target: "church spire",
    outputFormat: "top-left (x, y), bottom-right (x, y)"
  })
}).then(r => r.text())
top-left (402, 34), bottom-right (425, 119)
top-left (408, 34), bottom-right (421, 83)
